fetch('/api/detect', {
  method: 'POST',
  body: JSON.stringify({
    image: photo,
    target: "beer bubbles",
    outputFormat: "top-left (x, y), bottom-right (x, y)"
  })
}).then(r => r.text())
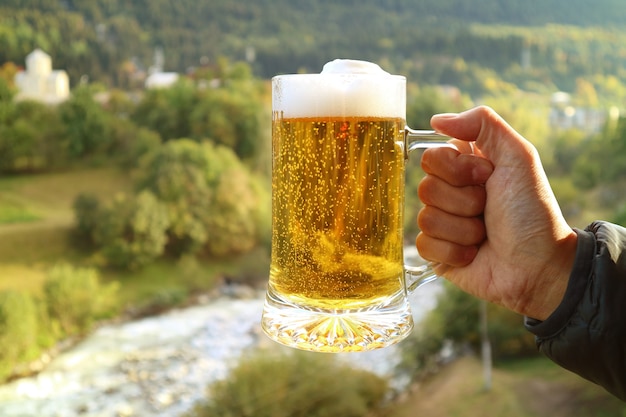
top-left (263, 60), bottom-right (414, 352)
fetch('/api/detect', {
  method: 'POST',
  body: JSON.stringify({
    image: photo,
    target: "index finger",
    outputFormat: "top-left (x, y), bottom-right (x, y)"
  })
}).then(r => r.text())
top-left (421, 146), bottom-right (493, 187)
top-left (430, 106), bottom-right (534, 167)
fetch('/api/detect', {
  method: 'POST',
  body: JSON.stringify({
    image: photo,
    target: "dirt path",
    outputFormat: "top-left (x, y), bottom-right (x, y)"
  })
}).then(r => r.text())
top-left (516, 377), bottom-right (618, 417)
top-left (390, 355), bottom-right (624, 417)
top-left (391, 357), bottom-right (492, 417)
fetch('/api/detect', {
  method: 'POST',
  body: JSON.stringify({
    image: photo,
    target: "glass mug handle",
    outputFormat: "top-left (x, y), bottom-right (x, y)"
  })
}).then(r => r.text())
top-left (403, 126), bottom-right (455, 292)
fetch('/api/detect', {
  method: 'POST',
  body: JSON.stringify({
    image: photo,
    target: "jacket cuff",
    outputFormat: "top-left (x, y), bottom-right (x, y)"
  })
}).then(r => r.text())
top-left (524, 227), bottom-right (595, 337)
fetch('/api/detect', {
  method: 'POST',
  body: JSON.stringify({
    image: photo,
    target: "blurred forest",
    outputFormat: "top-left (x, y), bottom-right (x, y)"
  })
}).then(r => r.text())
top-left (1, 0), bottom-right (626, 415)
top-left (1, 0), bottom-right (626, 97)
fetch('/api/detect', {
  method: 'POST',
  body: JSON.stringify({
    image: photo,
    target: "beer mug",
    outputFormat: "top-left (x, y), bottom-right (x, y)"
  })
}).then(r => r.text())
top-left (261, 59), bottom-right (451, 353)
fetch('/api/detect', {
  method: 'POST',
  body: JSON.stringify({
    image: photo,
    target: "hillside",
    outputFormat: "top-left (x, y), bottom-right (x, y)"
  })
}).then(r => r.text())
top-left (2, 0), bottom-right (626, 91)
top-left (392, 355), bottom-right (626, 417)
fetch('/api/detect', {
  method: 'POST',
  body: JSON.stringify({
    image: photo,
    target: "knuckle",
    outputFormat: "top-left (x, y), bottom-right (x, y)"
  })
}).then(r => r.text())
top-left (462, 186), bottom-right (486, 217)
top-left (416, 232), bottom-right (477, 267)
top-left (417, 175), bottom-right (438, 205)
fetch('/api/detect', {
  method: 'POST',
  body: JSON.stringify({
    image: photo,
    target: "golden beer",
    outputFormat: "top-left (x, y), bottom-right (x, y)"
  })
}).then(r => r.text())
top-left (261, 60), bottom-right (426, 352)
top-left (269, 116), bottom-right (406, 310)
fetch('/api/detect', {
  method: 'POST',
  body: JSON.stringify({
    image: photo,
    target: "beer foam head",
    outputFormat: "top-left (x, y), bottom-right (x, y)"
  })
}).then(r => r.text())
top-left (273, 59), bottom-right (406, 118)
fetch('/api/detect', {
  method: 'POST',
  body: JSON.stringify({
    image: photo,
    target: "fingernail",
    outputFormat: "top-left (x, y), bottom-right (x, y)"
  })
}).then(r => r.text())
top-left (432, 113), bottom-right (459, 120)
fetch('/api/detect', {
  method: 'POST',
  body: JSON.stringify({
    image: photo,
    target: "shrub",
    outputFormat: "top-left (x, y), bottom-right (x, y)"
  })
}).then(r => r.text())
top-left (116, 125), bottom-right (161, 170)
top-left (137, 139), bottom-right (268, 258)
top-left (400, 282), bottom-right (538, 380)
top-left (204, 167), bottom-right (259, 256)
top-left (134, 287), bottom-right (189, 317)
top-left (93, 191), bottom-right (170, 270)
top-left (73, 192), bottom-right (101, 245)
top-left (0, 291), bottom-right (39, 380)
top-left (186, 351), bottom-right (389, 417)
top-left (44, 263), bottom-right (119, 337)
top-left (486, 306), bottom-right (537, 360)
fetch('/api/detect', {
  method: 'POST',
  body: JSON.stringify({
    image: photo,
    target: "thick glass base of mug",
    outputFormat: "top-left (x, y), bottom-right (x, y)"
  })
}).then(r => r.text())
top-left (261, 288), bottom-right (414, 353)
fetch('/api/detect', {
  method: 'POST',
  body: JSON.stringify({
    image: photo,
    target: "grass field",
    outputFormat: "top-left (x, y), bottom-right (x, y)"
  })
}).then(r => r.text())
top-left (391, 355), bottom-right (626, 417)
top-left (0, 168), bottom-right (134, 224)
top-left (0, 166), bottom-right (269, 302)
top-left (0, 168), bottom-right (134, 291)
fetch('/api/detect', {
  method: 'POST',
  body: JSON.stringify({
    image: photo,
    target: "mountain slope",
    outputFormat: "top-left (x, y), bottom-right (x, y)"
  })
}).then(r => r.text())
top-left (1, 0), bottom-right (625, 87)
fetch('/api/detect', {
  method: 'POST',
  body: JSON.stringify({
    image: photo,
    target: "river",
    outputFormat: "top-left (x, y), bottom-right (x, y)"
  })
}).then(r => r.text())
top-left (0, 254), bottom-right (441, 417)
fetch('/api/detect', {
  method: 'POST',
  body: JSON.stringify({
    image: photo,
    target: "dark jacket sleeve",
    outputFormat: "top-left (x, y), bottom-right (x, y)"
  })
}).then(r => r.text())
top-left (525, 221), bottom-right (626, 401)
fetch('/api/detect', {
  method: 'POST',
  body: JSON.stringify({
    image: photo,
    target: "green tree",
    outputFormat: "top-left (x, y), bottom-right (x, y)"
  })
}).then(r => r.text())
top-left (107, 118), bottom-right (162, 169)
top-left (205, 166), bottom-right (259, 256)
top-left (131, 79), bottom-right (198, 142)
top-left (0, 117), bottom-right (38, 171)
top-left (406, 85), bottom-right (464, 128)
top-left (0, 76), bottom-right (14, 102)
top-left (0, 291), bottom-right (39, 380)
top-left (187, 351), bottom-right (389, 417)
top-left (92, 191), bottom-right (170, 270)
top-left (572, 116), bottom-right (626, 190)
top-left (73, 192), bottom-right (101, 245)
top-left (399, 306), bottom-right (447, 377)
top-left (404, 86), bottom-right (469, 236)
top-left (549, 128), bottom-right (587, 176)
top-left (0, 99), bottom-right (65, 172)
top-left (401, 281), bottom-right (537, 379)
top-left (434, 282), bottom-right (482, 348)
top-left (44, 263), bottom-right (119, 337)
top-left (137, 139), bottom-right (268, 257)
top-left (132, 69), bottom-right (265, 163)
top-left (486, 306), bottom-right (537, 359)
top-left (59, 85), bottom-right (114, 158)
top-left (190, 63), bottom-right (265, 161)
top-left (137, 139), bottom-right (214, 256)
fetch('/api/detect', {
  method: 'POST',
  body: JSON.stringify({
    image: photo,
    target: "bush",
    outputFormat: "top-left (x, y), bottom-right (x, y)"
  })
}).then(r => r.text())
top-left (44, 263), bottom-right (119, 337)
top-left (204, 167), bottom-right (259, 256)
top-left (137, 139), bottom-right (269, 258)
top-left (486, 305), bottom-right (537, 360)
top-left (133, 287), bottom-right (189, 317)
top-left (0, 291), bottom-right (39, 380)
top-left (93, 191), bottom-right (170, 270)
top-left (186, 351), bottom-right (389, 417)
top-left (73, 192), bottom-right (101, 245)
top-left (100, 116), bottom-right (163, 170)
top-left (59, 85), bottom-right (114, 158)
top-left (400, 282), bottom-right (538, 380)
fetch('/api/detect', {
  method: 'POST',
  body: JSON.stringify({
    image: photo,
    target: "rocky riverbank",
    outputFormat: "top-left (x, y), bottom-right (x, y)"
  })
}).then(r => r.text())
top-left (0, 288), bottom-right (266, 417)
top-left (0, 276), bottom-right (440, 417)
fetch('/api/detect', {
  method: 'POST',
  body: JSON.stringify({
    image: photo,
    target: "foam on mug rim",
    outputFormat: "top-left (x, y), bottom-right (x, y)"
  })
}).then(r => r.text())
top-left (272, 59), bottom-right (406, 119)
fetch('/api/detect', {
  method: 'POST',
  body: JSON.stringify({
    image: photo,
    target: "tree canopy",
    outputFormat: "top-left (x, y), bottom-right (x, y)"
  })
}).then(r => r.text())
top-left (3, 0), bottom-right (626, 98)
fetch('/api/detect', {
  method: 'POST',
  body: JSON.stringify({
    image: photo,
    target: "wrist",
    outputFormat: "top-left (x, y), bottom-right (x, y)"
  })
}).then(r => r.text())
top-left (525, 228), bottom-right (595, 336)
top-left (526, 228), bottom-right (579, 321)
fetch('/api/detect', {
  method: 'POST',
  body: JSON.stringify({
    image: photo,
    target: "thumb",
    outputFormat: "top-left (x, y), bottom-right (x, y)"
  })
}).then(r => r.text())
top-left (430, 106), bottom-right (536, 166)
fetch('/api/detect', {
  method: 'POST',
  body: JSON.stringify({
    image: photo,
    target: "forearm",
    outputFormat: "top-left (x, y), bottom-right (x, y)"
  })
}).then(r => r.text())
top-left (525, 221), bottom-right (626, 401)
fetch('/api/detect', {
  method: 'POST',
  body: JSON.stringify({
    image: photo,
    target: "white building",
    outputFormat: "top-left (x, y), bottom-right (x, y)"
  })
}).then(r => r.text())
top-left (14, 49), bottom-right (70, 104)
top-left (144, 72), bottom-right (179, 89)
top-left (144, 46), bottom-right (179, 89)
top-left (548, 91), bottom-right (607, 134)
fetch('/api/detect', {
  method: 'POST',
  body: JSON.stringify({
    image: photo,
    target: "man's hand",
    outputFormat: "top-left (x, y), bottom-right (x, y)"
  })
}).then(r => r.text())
top-left (417, 106), bottom-right (578, 320)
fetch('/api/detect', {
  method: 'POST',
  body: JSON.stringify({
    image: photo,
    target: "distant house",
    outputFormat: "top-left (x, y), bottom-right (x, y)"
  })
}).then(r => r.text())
top-left (144, 71), bottom-right (179, 89)
top-left (14, 49), bottom-right (70, 104)
top-left (549, 91), bottom-right (607, 134)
